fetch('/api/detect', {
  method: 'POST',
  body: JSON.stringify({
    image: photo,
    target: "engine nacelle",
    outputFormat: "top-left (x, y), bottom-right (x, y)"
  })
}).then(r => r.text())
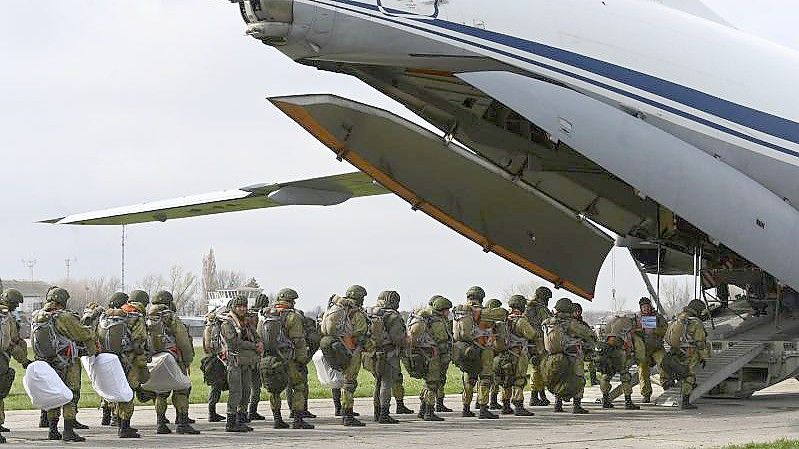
top-left (236, 0), bottom-right (293, 45)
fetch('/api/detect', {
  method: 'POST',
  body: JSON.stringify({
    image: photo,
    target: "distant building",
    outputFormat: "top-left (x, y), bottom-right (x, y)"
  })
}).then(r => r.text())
top-left (1, 279), bottom-right (51, 313)
top-left (207, 286), bottom-right (263, 313)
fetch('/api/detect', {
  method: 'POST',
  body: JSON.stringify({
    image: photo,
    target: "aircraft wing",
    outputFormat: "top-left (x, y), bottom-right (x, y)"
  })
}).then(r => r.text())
top-left (269, 94), bottom-right (614, 299)
top-left (41, 172), bottom-right (388, 225)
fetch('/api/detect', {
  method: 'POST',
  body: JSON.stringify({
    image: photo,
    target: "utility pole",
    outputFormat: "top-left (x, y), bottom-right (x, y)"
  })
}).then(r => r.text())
top-left (21, 259), bottom-right (37, 282)
top-left (121, 225), bottom-right (127, 291)
top-left (64, 257), bottom-right (77, 281)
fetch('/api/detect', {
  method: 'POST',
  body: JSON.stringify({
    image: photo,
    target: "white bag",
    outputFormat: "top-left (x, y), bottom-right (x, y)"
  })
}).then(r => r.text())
top-left (140, 352), bottom-right (191, 394)
top-left (81, 354), bottom-right (134, 402)
top-left (312, 350), bottom-right (344, 389)
top-left (23, 361), bottom-right (73, 410)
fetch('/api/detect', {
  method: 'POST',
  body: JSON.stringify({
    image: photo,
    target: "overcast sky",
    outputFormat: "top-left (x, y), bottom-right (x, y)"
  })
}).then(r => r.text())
top-left (1, 1), bottom-right (792, 313)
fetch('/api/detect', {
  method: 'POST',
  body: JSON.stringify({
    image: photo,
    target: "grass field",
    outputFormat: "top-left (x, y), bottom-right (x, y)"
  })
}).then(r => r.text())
top-left (5, 348), bottom-right (467, 410)
top-left (721, 441), bottom-right (799, 449)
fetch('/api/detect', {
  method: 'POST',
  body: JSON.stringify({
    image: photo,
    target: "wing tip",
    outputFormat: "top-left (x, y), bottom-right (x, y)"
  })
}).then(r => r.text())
top-left (38, 217), bottom-right (65, 224)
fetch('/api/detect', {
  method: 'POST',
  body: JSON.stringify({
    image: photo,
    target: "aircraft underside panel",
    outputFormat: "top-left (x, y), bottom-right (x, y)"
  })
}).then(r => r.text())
top-left (457, 71), bottom-right (799, 291)
top-left (270, 94), bottom-right (613, 299)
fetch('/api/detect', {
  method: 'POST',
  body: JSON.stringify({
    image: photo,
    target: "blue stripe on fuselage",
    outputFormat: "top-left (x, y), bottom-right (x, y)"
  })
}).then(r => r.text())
top-left (308, 0), bottom-right (799, 158)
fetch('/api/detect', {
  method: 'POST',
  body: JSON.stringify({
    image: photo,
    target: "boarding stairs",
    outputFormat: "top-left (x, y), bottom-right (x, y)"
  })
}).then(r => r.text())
top-left (654, 341), bottom-right (765, 406)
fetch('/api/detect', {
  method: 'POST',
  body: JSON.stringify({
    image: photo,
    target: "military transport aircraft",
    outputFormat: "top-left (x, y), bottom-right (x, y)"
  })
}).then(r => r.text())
top-left (43, 1), bottom-right (799, 403)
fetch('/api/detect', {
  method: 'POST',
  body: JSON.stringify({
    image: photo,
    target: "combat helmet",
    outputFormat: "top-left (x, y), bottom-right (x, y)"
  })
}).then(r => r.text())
top-left (345, 285), bottom-right (367, 301)
top-left (377, 290), bottom-right (400, 310)
top-left (276, 288), bottom-right (299, 304)
top-left (254, 293), bottom-right (270, 309)
top-left (639, 296), bottom-right (652, 306)
top-left (428, 295), bottom-right (443, 306)
top-left (1, 288), bottom-right (23, 305)
top-left (152, 290), bottom-right (174, 305)
top-left (534, 286), bottom-right (553, 303)
top-left (507, 294), bottom-right (526, 311)
top-left (432, 296), bottom-right (453, 311)
top-left (466, 286), bottom-right (485, 304)
top-left (129, 289), bottom-right (150, 306)
top-left (108, 291), bottom-right (129, 308)
top-left (47, 287), bottom-right (70, 307)
top-left (554, 297), bottom-right (573, 313)
top-left (231, 295), bottom-right (248, 307)
top-left (686, 299), bottom-right (705, 315)
top-left (485, 298), bottom-right (502, 309)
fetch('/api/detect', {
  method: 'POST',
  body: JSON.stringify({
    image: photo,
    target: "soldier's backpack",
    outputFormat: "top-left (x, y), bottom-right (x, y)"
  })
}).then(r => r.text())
top-left (31, 310), bottom-right (76, 369)
top-left (319, 335), bottom-right (352, 371)
top-left (203, 310), bottom-right (225, 355)
top-left (542, 352), bottom-right (581, 400)
top-left (366, 307), bottom-right (387, 349)
top-left (0, 307), bottom-right (13, 354)
top-left (302, 315), bottom-right (321, 356)
top-left (451, 340), bottom-right (482, 375)
top-left (493, 351), bottom-right (516, 386)
top-left (452, 304), bottom-right (477, 342)
top-left (260, 354), bottom-right (288, 393)
top-left (146, 309), bottom-right (176, 355)
top-left (97, 310), bottom-right (134, 356)
top-left (660, 351), bottom-right (689, 380)
top-left (665, 314), bottom-right (694, 349)
top-left (404, 310), bottom-right (434, 379)
top-left (605, 315), bottom-right (636, 351)
top-left (258, 307), bottom-right (294, 359)
top-left (200, 355), bottom-right (228, 390)
top-left (320, 297), bottom-right (351, 338)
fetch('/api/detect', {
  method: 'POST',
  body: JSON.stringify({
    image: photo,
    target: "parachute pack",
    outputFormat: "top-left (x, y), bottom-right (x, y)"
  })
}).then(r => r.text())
top-left (146, 309), bottom-right (176, 355)
top-left (203, 309), bottom-right (226, 355)
top-left (258, 307), bottom-right (294, 359)
top-left (665, 315), bottom-right (694, 349)
top-left (542, 352), bottom-right (581, 400)
top-left (31, 310), bottom-right (77, 369)
top-left (0, 307), bottom-right (13, 354)
top-left (302, 314), bottom-right (321, 356)
top-left (366, 307), bottom-right (387, 348)
top-left (97, 310), bottom-right (134, 356)
top-left (452, 305), bottom-right (477, 342)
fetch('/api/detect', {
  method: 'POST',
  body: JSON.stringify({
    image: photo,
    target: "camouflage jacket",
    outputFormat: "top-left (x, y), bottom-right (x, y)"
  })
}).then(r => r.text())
top-left (221, 310), bottom-right (261, 366)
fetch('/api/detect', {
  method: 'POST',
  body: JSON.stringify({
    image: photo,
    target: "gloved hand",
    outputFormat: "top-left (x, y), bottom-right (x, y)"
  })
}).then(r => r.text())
top-left (700, 359), bottom-right (706, 369)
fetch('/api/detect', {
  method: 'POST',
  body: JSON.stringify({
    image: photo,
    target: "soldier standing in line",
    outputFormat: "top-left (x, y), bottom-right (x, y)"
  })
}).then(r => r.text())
top-left (572, 304), bottom-right (599, 387)
top-left (505, 295), bottom-right (538, 416)
top-left (526, 287), bottom-right (553, 407)
top-left (366, 291), bottom-right (406, 424)
top-left (221, 295), bottom-right (263, 432)
top-left (202, 301), bottom-right (229, 422)
top-left (664, 299), bottom-right (710, 410)
top-left (633, 297), bottom-right (668, 403)
top-left (247, 294), bottom-right (269, 421)
top-left (484, 299), bottom-right (504, 411)
top-left (0, 289), bottom-right (32, 443)
top-left (597, 315), bottom-right (640, 410)
top-left (31, 287), bottom-right (96, 442)
top-left (409, 296), bottom-right (452, 422)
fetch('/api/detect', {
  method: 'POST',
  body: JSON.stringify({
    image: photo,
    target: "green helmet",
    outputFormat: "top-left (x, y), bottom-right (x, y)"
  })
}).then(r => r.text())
top-left (47, 287), bottom-right (70, 306)
top-left (1, 289), bottom-right (23, 305)
top-left (486, 298), bottom-right (502, 309)
top-left (554, 297), bottom-right (573, 313)
top-left (432, 296), bottom-right (453, 311)
top-left (508, 294), bottom-right (526, 311)
top-left (277, 288), bottom-right (299, 303)
top-left (152, 290), bottom-right (174, 305)
top-left (129, 290), bottom-right (150, 306)
top-left (428, 295), bottom-right (443, 306)
top-left (466, 286), bottom-right (485, 303)
top-left (345, 285), bottom-right (367, 301)
top-left (232, 295), bottom-right (248, 307)
top-left (254, 293), bottom-right (270, 309)
top-left (147, 303), bottom-right (170, 316)
top-left (639, 296), bottom-right (652, 306)
top-left (535, 286), bottom-right (553, 302)
top-left (108, 292), bottom-right (129, 308)
top-left (573, 302), bottom-right (583, 314)
top-left (377, 291), bottom-right (400, 310)
top-left (686, 299), bottom-right (705, 314)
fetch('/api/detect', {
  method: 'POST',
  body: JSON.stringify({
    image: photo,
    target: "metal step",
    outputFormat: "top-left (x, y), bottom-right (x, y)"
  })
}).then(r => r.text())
top-left (654, 341), bottom-right (765, 406)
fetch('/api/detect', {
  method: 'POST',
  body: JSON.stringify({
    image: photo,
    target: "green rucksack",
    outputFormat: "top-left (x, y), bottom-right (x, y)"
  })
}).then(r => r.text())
top-left (451, 340), bottom-right (482, 375)
top-left (31, 309), bottom-right (76, 368)
top-left (493, 351), bottom-right (516, 386)
top-left (146, 308), bottom-right (176, 354)
top-left (97, 310), bottom-right (134, 356)
top-left (319, 335), bottom-right (351, 371)
top-left (260, 354), bottom-right (288, 393)
top-left (258, 307), bottom-right (294, 359)
top-left (200, 354), bottom-right (228, 390)
top-left (542, 353), bottom-right (581, 400)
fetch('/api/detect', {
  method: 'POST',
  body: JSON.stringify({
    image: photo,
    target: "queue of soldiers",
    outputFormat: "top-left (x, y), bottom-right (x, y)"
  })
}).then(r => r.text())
top-left (0, 283), bottom-right (711, 442)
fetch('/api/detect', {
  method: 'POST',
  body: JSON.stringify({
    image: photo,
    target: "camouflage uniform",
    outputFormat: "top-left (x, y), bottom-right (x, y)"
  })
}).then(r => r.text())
top-left (32, 288), bottom-right (96, 442)
top-left (247, 294), bottom-right (268, 421)
top-left (321, 286), bottom-right (369, 426)
top-left (0, 289), bottom-right (32, 442)
top-left (525, 287), bottom-right (553, 406)
top-left (409, 296), bottom-right (452, 421)
top-left (506, 295), bottom-right (539, 416)
top-left (202, 304), bottom-right (228, 423)
top-left (147, 291), bottom-right (198, 435)
top-left (288, 310), bottom-right (319, 420)
top-left (367, 291), bottom-right (407, 424)
top-left (632, 297), bottom-right (668, 402)
top-left (484, 299), bottom-right (504, 411)
top-left (665, 300), bottom-right (710, 409)
top-left (572, 304), bottom-right (599, 387)
top-left (221, 295), bottom-right (262, 432)
top-left (597, 316), bottom-right (639, 410)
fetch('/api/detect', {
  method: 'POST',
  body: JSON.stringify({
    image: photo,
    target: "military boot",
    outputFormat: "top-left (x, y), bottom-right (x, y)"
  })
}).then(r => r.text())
top-left (378, 406), bottom-right (399, 424)
top-left (47, 417), bottom-right (61, 440)
top-left (395, 399), bottom-right (414, 415)
top-left (101, 406), bottom-right (112, 426)
top-left (238, 411), bottom-right (250, 424)
top-left (291, 414), bottom-right (314, 429)
top-left (69, 418), bottom-right (89, 430)
top-left (602, 393), bottom-right (614, 409)
top-left (512, 401), bottom-right (534, 416)
top-left (590, 372), bottom-right (599, 386)
top-left (478, 405), bottom-right (499, 419)
top-left (0, 424), bottom-right (9, 432)
top-left (208, 403), bottom-right (224, 422)
top-left (332, 389), bottom-right (343, 416)
top-left (489, 392), bottom-right (501, 410)
top-left (118, 419), bottom-right (140, 438)
top-left (225, 414), bottom-right (248, 433)
top-left (642, 395), bottom-right (652, 404)
top-left (553, 396), bottom-right (564, 413)
top-left (176, 414), bottom-right (201, 434)
top-left (156, 414), bottom-right (171, 434)
top-left (0, 433), bottom-right (5, 443)
top-left (624, 395), bottom-right (640, 410)
top-left (110, 415), bottom-right (119, 427)
top-left (39, 410), bottom-right (49, 428)
top-left (501, 399), bottom-right (514, 415)
top-left (417, 402), bottom-right (426, 418)
top-left (249, 404), bottom-right (266, 421)
top-left (529, 393), bottom-right (544, 407)
top-left (572, 398), bottom-right (589, 414)
top-left (62, 419), bottom-right (86, 443)
top-left (343, 409), bottom-right (365, 427)
top-left (423, 404), bottom-right (444, 422)
top-left (273, 411), bottom-right (290, 429)
top-left (461, 404), bottom-right (475, 418)
top-left (539, 391), bottom-right (551, 406)
top-left (680, 395), bottom-right (697, 410)
top-left (435, 397), bottom-right (452, 413)
top-left (181, 412), bottom-right (196, 424)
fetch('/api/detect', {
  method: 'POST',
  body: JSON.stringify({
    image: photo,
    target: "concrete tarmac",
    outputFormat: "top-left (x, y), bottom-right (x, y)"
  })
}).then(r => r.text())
top-left (4, 381), bottom-right (799, 448)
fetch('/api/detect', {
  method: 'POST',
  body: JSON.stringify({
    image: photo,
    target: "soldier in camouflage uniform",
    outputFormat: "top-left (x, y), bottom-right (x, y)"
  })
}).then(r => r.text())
top-left (484, 299), bottom-right (504, 411)
top-left (409, 296), bottom-right (452, 422)
top-left (597, 315), bottom-right (640, 410)
top-left (147, 291), bottom-right (199, 435)
top-left (542, 298), bottom-right (596, 414)
top-left (321, 285), bottom-right (370, 426)
top-left (32, 287), bottom-right (96, 442)
top-left (98, 292), bottom-right (150, 438)
top-left (506, 295), bottom-right (539, 416)
top-left (221, 295), bottom-right (263, 432)
top-left (526, 287), bottom-right (553, 406)
top-left (288, 309), bottom-right (319, 420)
top-left (572, 304), bottom-right (599, 387)
top-left (425, 296), bottom-right (453, 413)
top-left (665, 299), bottom-right (710, 410)
top-left (367, 291), bottom-right (407, 424)
top-left (260, 288), bottom-right (313, 430)
top-left (0, 289), bottom-right (32, 443)
top-left (203, 302), bottom-right (228, 422)
top-left (247, 294), bottom-right (269, 421)
top-left (81, 301), bottom-right (114, 427)
top-left (633, 297), bottom-right (668, 402)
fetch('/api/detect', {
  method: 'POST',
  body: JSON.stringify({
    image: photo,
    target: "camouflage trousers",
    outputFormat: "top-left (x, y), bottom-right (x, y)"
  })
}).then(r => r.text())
top-left (462, 347), bottom-right (494, 407)
top-left (341, 352), bottom-right (363, 409)
top-left (634, 337), bottom-right (666, 398)
top-left (673, 351), bottom-right (701, 396)
top-left (438, 355), bottom-right (451, 400)
top-left (249, 363), bottom-right (261, 410)
top-left (419, 354), bottom-right (444, 406)
top-left (269, 360), bottom-right (308, 413)
top-left (393, 371), bottom-right (405, 402)
top-left (155, 365), bottom-right (191, 418)
top-left (599, 348), bottom-right (634, 396)
top-left (47, 362), bottom-right (81, 421)
top-left (373, 355), bottom-right (400, 409)
top-left (573, 354), bottom-right (586, 399)
top-left (529, 353), bottom-right (546, 393)
top-left (227, 362), bottom-right (253, 415)
top-left (0, 357), bottom-right (15, 425)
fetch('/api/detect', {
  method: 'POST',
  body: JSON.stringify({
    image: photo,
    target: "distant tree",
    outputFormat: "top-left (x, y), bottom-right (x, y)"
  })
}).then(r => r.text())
top-left (201, 248), bottom-right (219, 298)
top-left (611, 294), bottom-right (630, 316)
top-left (660, 277), bottom-right (693, 317)
top-left (137, 273), bottom-right (166, 297)
top-left (245, 277), bottom-right (259, 288)
top-left (502, 280), bottom-right (542, 301)
top-left (304, 304), bottom-right (324, 321)
top-left (167, 265), bottom-right (197, 314)
top-left (216, 269), bottom-right (246, 290)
